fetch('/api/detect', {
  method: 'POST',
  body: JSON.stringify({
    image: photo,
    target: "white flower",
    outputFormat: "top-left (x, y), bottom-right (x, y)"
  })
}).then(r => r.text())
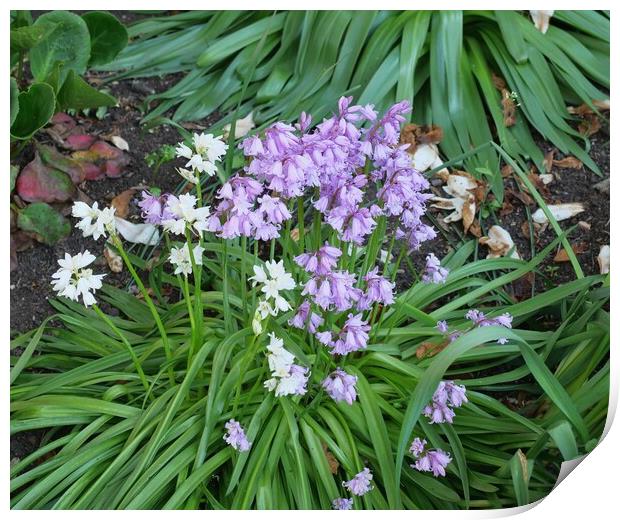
top-left (249, 260), bottom-right (295, 314)
top-left (51, 251), bottom-right (105, 306)
top-left (266, 332), bottom-right (295, 377)
top-left (252, 315), bottom-right (263, 336)
top-left (175, 142), bottom-right (193, 159)
top-left (162, 193), bottom-right (211, 236)
top-left (186, 154), bottom-right (217, 176)
top-left (169, 243), bottom-right (204, 276)
top-left (72, 201), bottom-right (116, 240)
top-left (193, 133), bottom-right (228, 163)
top-left (177, 167), bottom-right (199, 185)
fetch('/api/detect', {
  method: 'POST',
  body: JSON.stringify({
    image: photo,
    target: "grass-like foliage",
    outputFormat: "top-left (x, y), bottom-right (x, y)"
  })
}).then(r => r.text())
top-left (10, 98), bottom-right (609, 510)
top-left (100, 10), bottom-right (609, 174)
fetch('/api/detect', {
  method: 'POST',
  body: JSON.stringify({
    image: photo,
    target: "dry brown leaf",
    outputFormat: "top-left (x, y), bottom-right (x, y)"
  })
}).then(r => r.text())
top-left (520, 221), bottom-right (531, 240)
top-left (290, 228), bottom-right (300, 242)
top-left (500, 199), bottom-right (514, 218)
top-left (553, 156), bottom-right (583, 169)
top-left (507, 188), bottom-right (535, 207)
top-left (593, 99), bottom-right (610, 110)
top-left (553, 242), bottom-right (588, 262)
top-left (104, 244), bottom-right (123, 272)
top-left (400, 123), bottom-right (443, 152)
top-left (597, 245), bottom-right (610, 274)
top-left (492, 73), bottom-right (507, 91)
top-left (111, 188), bottom-right (137, 218)
top-left (501, 91), bottom-right (517, 127)
top-left (500, 164), bottom-right (514, 178)
top-left (469, 220), bottom-right (482, 238)
top-left (578, 115), bottom-right (601, 137)
top-left (322, 443), bottom-right (339, 474)
top-left (543, 149), bottom-right (555, 173)
top-left (532, 203), bottom-right (585, 224)
top-left (479, 225), bottom-right (520, 259)
top-left (416, 339), bottom-right (450, 360)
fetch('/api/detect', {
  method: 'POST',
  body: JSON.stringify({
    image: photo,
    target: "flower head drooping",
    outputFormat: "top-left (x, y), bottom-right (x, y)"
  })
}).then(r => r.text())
top-left (436, 320), bottom-right (449, 334)
top-left (343, 468), bottom-right (373, 496)
top-left (423, 380), bottom-right (468, 424)
top-left (176, 133), bottom-right (227, 177)
top-left (72, 201), bottom-right (116, 240)
top-left (322, 368), bottom-right (358, 404)
top-left (295, 242), bottom-right (342, 276)
top-left (465, 309), bottom-right (513, 344)
top-left (332, 498), bottom-right (353, 510)
top-left (249, 260), bottom-right (296, 314)
top-left (162, 193), bottom-right (211, 236)
top-left (263, 333), bottom-right (310, 397)
top-left (358, 266), bottom-right (395, 310)
top-left (223, 419), bottom-right (251, 452)
top-left (138, 191), bottom-right (175, 224)
top-left (409, 437), bottom-right (452, 477)
top-left (288, 300), bottom-right (324, 333)
top-left (329, 313), bottom-right (371, 356)
top-left (168, 243), bottom-right (204, 276)
top-left (51, 251), bottom-right (105, 306)
top-left (422, 253), bottom-right (449, 284)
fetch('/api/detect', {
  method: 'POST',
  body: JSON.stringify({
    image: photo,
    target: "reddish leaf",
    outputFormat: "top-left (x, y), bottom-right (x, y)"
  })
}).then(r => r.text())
top-left (37, 144), bottom-right (85, 184)
top-left (16, 153), bottom-right (76, 203)
top-left (65, 133), bottom-right (97, 151)
top-left (72, 140), bottom-right (129, 180)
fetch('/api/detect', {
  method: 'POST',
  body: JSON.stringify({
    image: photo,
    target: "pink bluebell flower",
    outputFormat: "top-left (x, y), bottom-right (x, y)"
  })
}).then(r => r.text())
top-left (343, 467), bottom-right (373, 496)
top-left (322, 368), bottom-right (358, 404)
top-left (223, 419), bottom-right (251, 452)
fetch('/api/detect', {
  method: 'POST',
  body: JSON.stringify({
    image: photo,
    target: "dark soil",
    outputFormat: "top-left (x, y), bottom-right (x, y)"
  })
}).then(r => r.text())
top-left (10, 72), bottom-right (222, 333)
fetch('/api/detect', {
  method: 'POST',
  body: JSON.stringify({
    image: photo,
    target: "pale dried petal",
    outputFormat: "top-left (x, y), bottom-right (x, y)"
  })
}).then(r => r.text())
top-left (479, 225), bottom-right (520, 259)
top-left (530, 10), bottom-right (554, 34)
top-left (104, 244), bottom-right (123, 273)
top-left (412, 143), bottom-right (440, 172)
top-left (114, 217), bottom-right (160, 245)
top-left (223, 112), bottom-right (255, 139)
top-left (443, 173), bottom-right (478, 199)
top-left (597, 245), bottom-right (610, 274)
top-left (531, 203), bottom-right (585, 224)
top-left (110, 136), bottom-right (130, 151)
top-left (539, 174), bottom-right (554, 185)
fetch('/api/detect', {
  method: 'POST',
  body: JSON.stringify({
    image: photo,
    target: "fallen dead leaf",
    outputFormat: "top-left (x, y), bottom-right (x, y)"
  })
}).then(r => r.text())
top-left (597, 245), bottom-right (610, 274)
top-left (578, 221), bottom-right (591, 231)
top-left (553, 242), bottom-right (588, 262)
top-left (593, 99), bottom-right (610, 110)
top-left (543, 149), bottom-right (555, 173)
top-left (530, 10), bottom-right (554, 33)
top-left (416, 339), bottom-right (450, 359)
top-left (553, 156), bottom-right (583, 169)
top-left (290, 228), bottom-right (300, 242)
top-left (501, 91), bottom-right (516, 127)
top-left (578, 115), bottom-right (601, 137)
top-left (479, 225), bottom-right (520, 259)
top-left (322, 443), bottom-right (339, 474)
top-left (111, 188), bottom-right (137, 219)
top-left (501, 164), bottom-right (514, 178)
top-left (520, 221), bottom-right (531, 240)
top-left (104, 243), bottom-right (123, 272)
top-left (110, 136), bottom-right (130, 152)
top-left (532, 203), bottom-right (585, 224)
top-left (400, 123), bottom-right (443, 152)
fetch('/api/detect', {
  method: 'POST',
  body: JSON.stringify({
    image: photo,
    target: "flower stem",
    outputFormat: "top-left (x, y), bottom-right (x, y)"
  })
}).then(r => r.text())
top-left (93, 304), bottom-right (150, 394)
top-left (113, 236), bottom-right (175, 386)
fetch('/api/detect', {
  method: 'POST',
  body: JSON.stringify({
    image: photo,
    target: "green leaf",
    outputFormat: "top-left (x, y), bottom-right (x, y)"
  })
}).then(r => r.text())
top-left (10, 165), bottom-right (19, 193)
top-left (29, 11), bottom-right (90, 83)
top-left (10, 82), bottom-right (55, 140)
top-left (548, 421), bottom-right (579, 461)
top-left (56, 70), bottom-right (117, 111)
top-left (16, 202), bottom-right (71, 245)
top-left (10, 22), bottom-right (56, 51)
top-left (82, 11), bottom-right (128, 66)
top-left (10, 78), bottom-right (19, 126)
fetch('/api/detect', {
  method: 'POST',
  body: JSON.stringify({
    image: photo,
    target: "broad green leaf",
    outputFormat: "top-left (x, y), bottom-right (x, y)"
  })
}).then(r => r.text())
top-left (56, 70), bottom-right (117, 111)
top-left (10, 78), bottom-right (19, 126)
top-left (10, 82), bottom-right (55, 140)
top-left (82, 11), bottom-right (128, 66)
top-left (16, 202), bottom-right (71, 245)
top-left (29, 11), bottom-right (90, 83)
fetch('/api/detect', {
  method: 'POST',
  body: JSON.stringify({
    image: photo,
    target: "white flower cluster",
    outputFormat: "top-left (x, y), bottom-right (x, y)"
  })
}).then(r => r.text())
top-left (249, 260), bottom-right (295, 335)
top-left (175, 132), bottom-right (228, 179)
top-left (168, 243), bottom-right (204, 276)
top-left (72, 201), bottom-right (116, 240)
top-left (263, 333), bottom-right (309, 397)
top-left (162, 193), bottom-right (211, 236)
top-left (51, 251), bottom-right (105, 306)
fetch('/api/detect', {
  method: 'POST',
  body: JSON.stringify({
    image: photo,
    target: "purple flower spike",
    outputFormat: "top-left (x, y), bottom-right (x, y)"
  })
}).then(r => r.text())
top-left (295, 242), bottom-right (342, 275)
top-left (322, 368), bottom-right (358, 405)
top-left (422, 253), bottom-right (449, 284)
top-left (465, 309), bottom-right (513, 343)
top-left (343, 467), bottom-right (373, 496)
top-left (288, 300), bottom-right (324, 333)
top-left (436, 320), bottom-right (449, 334)
top-left (332, 497), bottom-right (353, 510)
top-left (330, 313), bottom-right (370, 356)
top-left (223, 419), bottom-right (251, 452)
top-left (409, 436), bottom-right (452, 477)
top-left (409, 437), bottom-right (427, 458)
top-left (138, 191), bottom-right (174, 224)
top-left (423, 380), bottom-right (467, 424)
top-left (358, 266), bottom-right (395, 310)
